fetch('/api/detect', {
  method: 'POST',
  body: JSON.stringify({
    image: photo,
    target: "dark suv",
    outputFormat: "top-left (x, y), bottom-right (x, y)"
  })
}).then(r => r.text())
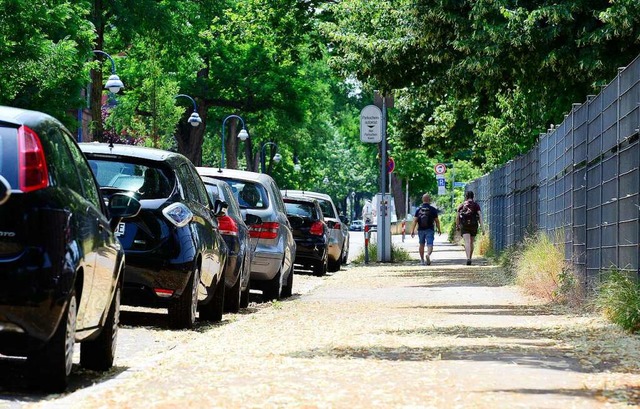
top-left (80, 144), bottom-right (228, 329)
top-left (0, 106), bottom-right (140, 391)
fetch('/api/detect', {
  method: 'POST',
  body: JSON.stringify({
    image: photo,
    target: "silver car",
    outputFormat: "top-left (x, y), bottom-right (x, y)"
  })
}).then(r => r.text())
top-left (197, 168), bottom-right (296, 301)
top-left (281, 190), bottom-right (349, 272)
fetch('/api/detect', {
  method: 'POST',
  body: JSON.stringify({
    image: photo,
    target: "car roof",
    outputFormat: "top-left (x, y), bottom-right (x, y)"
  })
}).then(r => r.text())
top-left (283, 195), bottom-right (319, 204)
top-left (0, 106), bottom-right (67, 132)
top-left (79, 142), bottom-right (184, 163)
top-left (197, 167), bottom-right (275, 184)
top-left (281, 190), bottom-right (332, 201)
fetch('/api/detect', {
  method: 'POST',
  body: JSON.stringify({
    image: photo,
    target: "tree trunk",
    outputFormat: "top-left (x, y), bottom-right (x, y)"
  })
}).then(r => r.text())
top-left (176, 102), bottom-right (207, 166)
top-left (224, 118), bottom-right (239, 169)
top-left (390, 172), bottom-right (406, 220)
top-left (90, 0), bottom-right (105, 142)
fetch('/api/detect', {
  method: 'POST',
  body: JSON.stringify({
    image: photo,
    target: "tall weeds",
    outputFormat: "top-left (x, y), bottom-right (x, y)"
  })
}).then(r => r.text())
top-left (595, 269), bottom-right (640, 333)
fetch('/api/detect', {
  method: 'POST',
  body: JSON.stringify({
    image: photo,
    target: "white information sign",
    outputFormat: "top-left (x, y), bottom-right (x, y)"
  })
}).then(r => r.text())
top-left (436, 174), bottom-right (447, 195)
top-left (360, 105), bottom-right (382, 143)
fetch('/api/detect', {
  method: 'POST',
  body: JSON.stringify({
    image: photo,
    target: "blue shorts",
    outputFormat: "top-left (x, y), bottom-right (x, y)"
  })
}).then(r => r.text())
top-left (418, 229), bottom-right (435, 246)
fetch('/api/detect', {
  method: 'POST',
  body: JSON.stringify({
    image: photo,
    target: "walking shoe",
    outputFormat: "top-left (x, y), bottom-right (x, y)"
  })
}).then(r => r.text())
top-left (466, 259), bottom-right (472, 266)
top-left (426, 255), bottom-right (431, 265)
top-left (420, 259), bottom-right (426, 265)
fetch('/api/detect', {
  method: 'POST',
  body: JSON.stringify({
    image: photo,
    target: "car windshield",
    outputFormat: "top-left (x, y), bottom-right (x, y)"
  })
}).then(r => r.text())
top-left (89, 159), bottom-right (175, 199)
top-left (285, 202), bottom-right (318, 219)
top-left (221, 179), bottom-right (268, 210)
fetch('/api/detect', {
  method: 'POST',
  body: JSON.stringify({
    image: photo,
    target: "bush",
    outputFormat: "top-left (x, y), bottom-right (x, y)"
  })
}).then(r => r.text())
top-left (352, 241), bottom-right (412, 264)
top-left (476, 230), bottom-right (494, 258)
top-left (595, 269), bottom-right (640, 333)
top-left (513, 232), bottom-right (577, 303)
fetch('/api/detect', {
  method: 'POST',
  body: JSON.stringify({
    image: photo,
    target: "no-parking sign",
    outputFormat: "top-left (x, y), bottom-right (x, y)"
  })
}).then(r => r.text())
top-left (434, 163), bottom-right (447, 175)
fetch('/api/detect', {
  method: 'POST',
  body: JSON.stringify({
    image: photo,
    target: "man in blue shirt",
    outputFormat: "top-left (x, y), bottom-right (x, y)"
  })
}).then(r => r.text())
top-left (410, 194), bottom-right (442, 265)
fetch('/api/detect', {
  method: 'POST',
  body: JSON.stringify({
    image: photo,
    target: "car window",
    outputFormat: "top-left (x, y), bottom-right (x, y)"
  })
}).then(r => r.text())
top-left (222, 179), bottom-right (268, 210)
top-left (0, 128), bottom-right (19, 187)
top-left (41, 127), bottom-right (83, 195)
top-left (186, 164), bottom-right (210, 207)
top-left (89, 159), bottom-right (174, 199)
top-left (62, 134), bottom-right (100, 208)
top-left (318, 199), bottom-right (336, 218)
top-left (270, 181), bottom-right (285, 213)
top-left (285, 202), bottom-right (317, 218)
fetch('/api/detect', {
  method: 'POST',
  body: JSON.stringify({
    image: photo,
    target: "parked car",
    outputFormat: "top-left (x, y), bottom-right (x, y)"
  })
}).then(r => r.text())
top-left (350, 220), bottom-right (364, 231)
top-left (80, 143), bottom-right (228, 329)
top-left (0, 107), bottom-right (141, 391)
top-left (197, 168), bottom-right (295, 302)
top-left (199, 175), bottom-right (251, 312)
top-left (283, 196), bottom-right (329, 276)
top-left (281, 190), bottom-right (349, 272)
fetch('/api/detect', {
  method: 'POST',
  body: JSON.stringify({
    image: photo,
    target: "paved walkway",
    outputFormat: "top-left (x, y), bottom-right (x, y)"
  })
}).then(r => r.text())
top-left (29, 234), bottom-right (640, 408)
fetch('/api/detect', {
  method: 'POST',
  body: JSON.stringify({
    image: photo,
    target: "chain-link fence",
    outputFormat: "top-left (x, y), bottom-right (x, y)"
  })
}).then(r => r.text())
top-left (467, 55), bottom-right (640, 287)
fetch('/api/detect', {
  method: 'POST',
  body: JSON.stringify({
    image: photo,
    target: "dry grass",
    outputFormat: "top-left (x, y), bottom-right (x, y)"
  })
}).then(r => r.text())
top-left (513, 232), bottom-right (571, 302)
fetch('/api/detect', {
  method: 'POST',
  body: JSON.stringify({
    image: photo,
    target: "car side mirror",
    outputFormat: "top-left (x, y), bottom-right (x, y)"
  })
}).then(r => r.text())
top-left (0, 175), bottom-right (10, 206)
top-left (108, 192), bottom-right (141, 219)
top-left (244, 213), bottom-right (262, 226)
top-left (213, 199), bottom-right (228, 216)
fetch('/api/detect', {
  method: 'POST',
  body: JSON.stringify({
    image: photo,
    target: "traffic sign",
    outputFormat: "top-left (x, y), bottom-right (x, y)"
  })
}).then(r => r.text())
top-left (434, 163), bottom-right (447, 175)
top-left (454, 182), bottom-right (466, 188)
top-left (360, 105), bottom-right (382, 143)
top-left (387, 157), bottom-right (395, 173)
top-left (437, 178), bottom-right (446, 187)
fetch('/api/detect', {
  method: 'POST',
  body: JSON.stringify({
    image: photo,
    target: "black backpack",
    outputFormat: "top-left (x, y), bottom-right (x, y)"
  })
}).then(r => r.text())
top-left (417, 205), bottom-right (434, 229)
top-left (459, 201), bottom-right (478, 228)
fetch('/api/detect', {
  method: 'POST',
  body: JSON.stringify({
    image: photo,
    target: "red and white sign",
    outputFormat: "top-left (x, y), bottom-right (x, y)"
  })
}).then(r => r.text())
top-left (434, 163), bottom-right (447, 175)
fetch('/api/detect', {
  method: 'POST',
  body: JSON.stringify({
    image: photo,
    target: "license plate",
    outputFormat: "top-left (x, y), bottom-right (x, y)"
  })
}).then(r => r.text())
top-left (115, 222), bottom-right (125, 236)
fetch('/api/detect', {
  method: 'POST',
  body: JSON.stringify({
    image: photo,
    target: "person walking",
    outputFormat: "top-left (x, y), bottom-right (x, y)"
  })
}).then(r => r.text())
top-left (410, 194), bottom-right (441, 265)
top-left (456, 191), bottom-right (483, 265)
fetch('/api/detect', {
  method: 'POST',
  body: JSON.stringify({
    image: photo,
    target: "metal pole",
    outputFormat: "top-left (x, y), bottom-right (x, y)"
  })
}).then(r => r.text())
top-left (380, 95), bottom-right (388, 261)
top-left (220, 115), bottom-right (246, 169)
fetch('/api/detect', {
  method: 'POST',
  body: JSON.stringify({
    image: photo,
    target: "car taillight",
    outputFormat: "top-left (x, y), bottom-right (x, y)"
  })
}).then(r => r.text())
top-left (18, 126), bottom-right (48, 193)
top-left (332, 221), bottom-right (342, 230)
top-left (249, 221), bottom-right (279, 239)
top-left (217, 215), bottom-right (238, 236)
top-left (310, 221), bottom-right (324, 236)
top-left (162, 203), bottom-right (193, 227)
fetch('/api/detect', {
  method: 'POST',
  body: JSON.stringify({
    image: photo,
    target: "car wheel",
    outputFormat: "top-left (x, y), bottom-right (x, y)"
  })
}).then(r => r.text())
top-left (239, 258), bottom-right (251, 309)
top-left (341, 244), bottom-right (349, 264)
top-left (224, 271), bottom-right (242, 313)
top-left (80, 284), bottom-right (120, 371)
top-left (29, 291), bottom-right (77, 392)
top-left (313, 256), bottom-right (328, 277)
top-left (199, 272), bottom-right (225, 322)
top-left (168, 266), bottom-right (199, 329)
top-left (262, 268), bottom-right (282, 302)
top-left (328, 257), bottom-right (341, 272)
top-left (281, 264), bottom-right (294, 298)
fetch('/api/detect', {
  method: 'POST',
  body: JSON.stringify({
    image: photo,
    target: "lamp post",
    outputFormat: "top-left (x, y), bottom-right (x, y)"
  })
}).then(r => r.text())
top-left (350, 191), bottom-right (356, 223)
top-left (293, 155), bottom-right (301, 172)
top-left (93, 50), bottom-right (124, 93)
top-left (79, 50), bottom-right (124, 141)
top-left (174, 94), bottom-right (202, 127)
top-left (220, 115), bottom-right (249, 169)
top-left (260, 142), bottom-right (281, 174)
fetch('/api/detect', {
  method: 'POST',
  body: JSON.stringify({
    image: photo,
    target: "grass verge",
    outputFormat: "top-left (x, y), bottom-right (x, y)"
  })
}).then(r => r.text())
top-left (352, 241), bottom-right (412, 264)
top-left (594, 268), bottom-right (640, 333)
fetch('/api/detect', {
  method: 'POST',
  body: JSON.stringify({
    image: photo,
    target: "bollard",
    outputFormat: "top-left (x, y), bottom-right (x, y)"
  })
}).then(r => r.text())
top-left (401, 220), bottom-right (406, 243)
top-left (364, 224), bottom-right (370, 264)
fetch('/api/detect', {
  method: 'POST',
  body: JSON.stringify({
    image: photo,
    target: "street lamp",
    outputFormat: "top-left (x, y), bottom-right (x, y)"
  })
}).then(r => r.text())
top-left (350, 191), bottom-right (356, 222)
top-left (293, 155), bottom-right (301, 172)
top-left (174, 94), bottom-right (202, 127)
top-left (260, 142), bottom-right (281, 174)
top-left (220, 115), bottom-right (249, 169)
top-left (323, 176), bottom-right (329, 185)
top-left (93, 50), bottom-right (124, 93)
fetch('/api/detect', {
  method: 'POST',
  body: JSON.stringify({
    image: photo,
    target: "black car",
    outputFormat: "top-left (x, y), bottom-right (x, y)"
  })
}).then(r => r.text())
top-left (200, 175), bottom-right (251, 312)
top-left (0, 107), bottom-right (140, 391)
top-left (283, 196), bottom-right (329, 276)
top-left (80, 143), bottom-right (228, 329)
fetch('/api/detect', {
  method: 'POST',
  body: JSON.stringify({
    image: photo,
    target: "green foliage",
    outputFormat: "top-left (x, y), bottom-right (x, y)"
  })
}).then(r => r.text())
top-left (595, 269), bottom-right (640, 333)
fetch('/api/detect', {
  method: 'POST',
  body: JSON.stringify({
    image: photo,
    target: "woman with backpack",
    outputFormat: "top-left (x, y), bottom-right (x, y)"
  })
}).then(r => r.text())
top-left (456, 191), bottom-right (483, 265)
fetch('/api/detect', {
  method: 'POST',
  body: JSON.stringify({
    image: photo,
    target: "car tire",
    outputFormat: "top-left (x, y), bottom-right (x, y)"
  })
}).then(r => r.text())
top-left (80, 284), bottom-right (120, 371)
top-left (313, 257), bottom-right (328, 277)
top-left (239, 257), bottom-right (251, 309)
top-left (200, 273), bottom-right (225, 322)
top-left (168, 266), bottom-right (199, 329)
top-left (328, 258), bottom-right (341, 272)
top-left (224, 269), bottom-right (242, 313)
top-left (262, 268), bottom-right (282, 302)
top-left (281, 264), bottom-right (294, 298)
top-left (341, 244), bottom-right (349, 265)
top-left (29, 290), bottom-right (77, 392)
